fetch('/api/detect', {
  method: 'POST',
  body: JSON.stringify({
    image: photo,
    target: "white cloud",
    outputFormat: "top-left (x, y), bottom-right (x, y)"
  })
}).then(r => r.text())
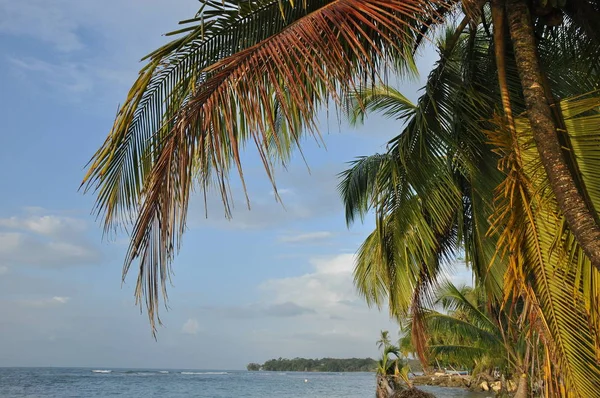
top-left (0, 212), bottom-right (101, 268)
top-left (263, 302), bottom-right (316, 317)
top-left (19, 296), bottom-right (71, 308)
top-left (279, 231), bottom-right (334, 243)
top-left (181, 318), bottom-right (201, 335)
top-left (254, 253), bottom-right (398, 355)
top-left (440, 260), bottom-right (473, 288)
top-left (172, 254), bottom-right (398, 361)
top-left (0, 214), bottom-right (86, 237)
top-left (169, 254), bottom-right (398, 362)
top-left (260, 254), bottom-right (358, 313)
top-left (0, 0), bottom-right (197, 52)
top-left (52, 296), bottom-right (70, 304)
top-left (2, 0), bottom-right (200, 106)
top-left (198, 302), bottom-right (315, 319)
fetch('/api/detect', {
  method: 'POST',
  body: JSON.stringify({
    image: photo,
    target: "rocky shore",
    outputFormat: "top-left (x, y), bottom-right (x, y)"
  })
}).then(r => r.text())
top-left (412, 373), bottom-right (518, 395)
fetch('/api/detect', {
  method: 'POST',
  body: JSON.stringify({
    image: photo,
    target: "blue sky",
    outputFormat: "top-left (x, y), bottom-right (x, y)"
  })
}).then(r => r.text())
top-left (0, 0), bottom-right (472, 370)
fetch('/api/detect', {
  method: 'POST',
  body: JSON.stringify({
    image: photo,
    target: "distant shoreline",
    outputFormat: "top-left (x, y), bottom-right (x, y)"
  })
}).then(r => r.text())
top-left (247, 357), bottom-right (423, 373)
top-left (249, 369), bottom-right (376, 373)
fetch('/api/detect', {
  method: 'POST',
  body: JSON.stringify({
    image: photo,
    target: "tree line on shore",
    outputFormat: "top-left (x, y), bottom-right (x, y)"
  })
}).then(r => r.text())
top-left (247, 357), bottom-right (378, 372)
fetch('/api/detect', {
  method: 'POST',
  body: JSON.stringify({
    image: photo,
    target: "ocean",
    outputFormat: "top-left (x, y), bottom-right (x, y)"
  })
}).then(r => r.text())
top-left (0, 368), bottom-right (488, 397)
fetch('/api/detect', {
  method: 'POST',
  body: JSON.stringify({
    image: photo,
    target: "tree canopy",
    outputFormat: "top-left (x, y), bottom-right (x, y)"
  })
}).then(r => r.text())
top-left (256, 357), bottom-right (379, 372)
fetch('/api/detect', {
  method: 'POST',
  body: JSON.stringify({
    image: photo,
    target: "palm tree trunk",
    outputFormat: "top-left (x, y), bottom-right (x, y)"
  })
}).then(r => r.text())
top-left (505, 0), bottom-right (600, 271)
top-left (376, 374), bottom-right (394, 398)
top-left (491, 0), bottom-right (516, 135)
top-left (513, 373), bottom-right (529, 398)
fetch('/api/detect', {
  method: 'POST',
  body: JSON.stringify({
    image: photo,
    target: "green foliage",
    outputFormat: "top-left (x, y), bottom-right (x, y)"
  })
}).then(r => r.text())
top-left (340, 22), bottom-right (507, 360)
top-left (341, 17), bottom-right (600, 396)
top-left (246, 363), bottom-right (261, 371)
top-left (424, 283), bottom-right (509, 373)
top-left (259, 357), bottom-right (377, 372)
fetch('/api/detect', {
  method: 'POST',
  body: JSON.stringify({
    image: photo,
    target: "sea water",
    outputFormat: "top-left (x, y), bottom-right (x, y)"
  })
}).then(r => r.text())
top-left (0, 367), bottom-right (489, 397)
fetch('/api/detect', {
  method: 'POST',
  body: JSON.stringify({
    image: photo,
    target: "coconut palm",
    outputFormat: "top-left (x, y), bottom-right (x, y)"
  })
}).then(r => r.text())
top-left (81, 1), bottom-right (600, 394)
top-left (339, 20), bottom-right (600, 396)
top-left (422, 282), bottom-right (536, 396)
top-left (376, 330), bottom-right (392, 351)
top-left (375, 338), bottom-right (418, 397)
top-left (339, 21), bottom-right (508, 363)
top-left (82, 0), bottom-right (600, 321)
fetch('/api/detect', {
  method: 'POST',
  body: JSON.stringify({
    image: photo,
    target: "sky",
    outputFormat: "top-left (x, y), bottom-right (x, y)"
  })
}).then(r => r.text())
top-left (0, 0), bottom-right (472, 370)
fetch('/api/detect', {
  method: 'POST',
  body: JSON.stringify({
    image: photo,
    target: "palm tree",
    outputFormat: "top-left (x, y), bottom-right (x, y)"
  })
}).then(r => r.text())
top-left (422, 282), bottom-right (535, 397)
top-left (375, 344), bottom-right (399, 398)
top-left (376, 330), bottom-right (392, 351)
top-left (339, 21), bottom-right (600, 396)
top-left (82, 0), bottom-right (600, 322)
top-left (375, 339), bottom-right (419, 397)
top-left (340, 21), bottom-right (507, 364)
top-left (81, 0), bottom-right (600, 393)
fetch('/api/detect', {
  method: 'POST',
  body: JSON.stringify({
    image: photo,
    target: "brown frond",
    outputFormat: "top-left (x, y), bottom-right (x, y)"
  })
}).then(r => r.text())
top-left (87, 0), bottom-right (454, 332)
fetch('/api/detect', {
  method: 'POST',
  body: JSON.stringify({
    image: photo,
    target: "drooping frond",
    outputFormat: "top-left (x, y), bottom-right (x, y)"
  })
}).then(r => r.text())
top-left (415, 282), bottom-right (516, 372)
top-left (82, 0), bottom-right (457, 331)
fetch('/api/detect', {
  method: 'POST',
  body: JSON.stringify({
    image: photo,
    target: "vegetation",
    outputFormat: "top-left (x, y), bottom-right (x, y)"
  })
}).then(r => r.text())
top-left (250, 357), bottom-right (377, 372)
top-left (340, 19), bottom-right (600, 395)
top-left (83, 1), bottom-right (600, 396)
top-left (374, 330), bottom-right (434, 398)
top-left (246, 363), bottom-right (261, 371)
top-left (401, 283), bottom-right (536, 383)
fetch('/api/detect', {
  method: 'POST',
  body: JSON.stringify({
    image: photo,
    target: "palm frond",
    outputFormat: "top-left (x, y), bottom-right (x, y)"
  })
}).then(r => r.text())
top-left (426, 313), bottom-right (501, 347)
top-left (346, 85), bottom-right (416, 126)
top-left (82, 0), bottom-right (456, 330)
top-left (338, 153), bottom-right (393, 226)
top-left (488, 93), bottom-right (600, 397)
top-left (434, 281), bottom-right (498, 332)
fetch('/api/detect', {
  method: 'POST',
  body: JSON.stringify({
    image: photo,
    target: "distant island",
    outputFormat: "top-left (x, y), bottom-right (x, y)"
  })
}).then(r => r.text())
top-left (247, 357), bottom-right (377, 372)
top-left (247, 357), bottom-right (424, 373)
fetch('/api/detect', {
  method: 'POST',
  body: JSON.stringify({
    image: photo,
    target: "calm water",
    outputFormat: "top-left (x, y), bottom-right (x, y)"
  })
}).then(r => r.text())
top-left (0, 368), bottom-right (488, 397)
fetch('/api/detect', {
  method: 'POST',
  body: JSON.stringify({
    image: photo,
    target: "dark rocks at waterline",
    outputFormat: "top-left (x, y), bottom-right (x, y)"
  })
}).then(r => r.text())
top-left (412, 374), bottom-right (470, 388)
top-left (412, 372), bottom-right (519, 394)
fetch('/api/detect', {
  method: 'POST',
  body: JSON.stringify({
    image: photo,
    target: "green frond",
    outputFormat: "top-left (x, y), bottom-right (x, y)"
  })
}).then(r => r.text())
top-left (346, 86), bottom-right (416, 126)
top-left (348, 22), bottom-right (507, 322)
top-left (338, 154), bottom-right (393, 226)
top-left (433, 281), bottom-right (498, 332)
top-left (428, 344), bottom-right (489, 360)
top-left (426, 313), bottom-right (501, 347)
